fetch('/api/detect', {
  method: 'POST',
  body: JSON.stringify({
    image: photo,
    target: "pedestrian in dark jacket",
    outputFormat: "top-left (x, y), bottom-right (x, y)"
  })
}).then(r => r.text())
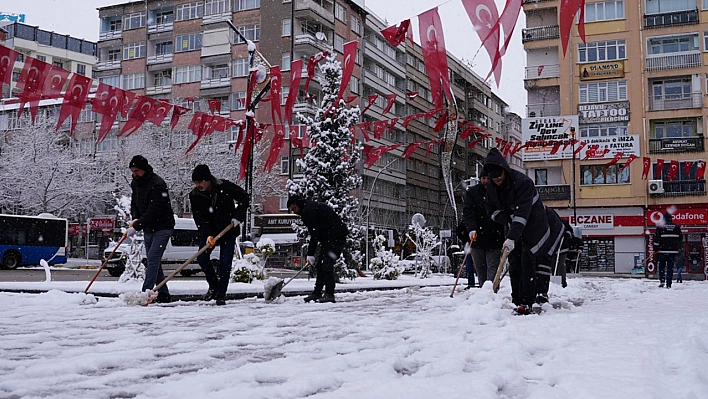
top-left (654, 212), bottom-right (682, 288)
top-left (462, 168), bottom-right (504, 288)
top-left (483, 148), bottom-right (562, 313)
top-left (126, 155), bottom-right (175, 303)
top-left (189, 164), bottom-right (249, 305)
top-left (287, 195), bottom-right (348, 303)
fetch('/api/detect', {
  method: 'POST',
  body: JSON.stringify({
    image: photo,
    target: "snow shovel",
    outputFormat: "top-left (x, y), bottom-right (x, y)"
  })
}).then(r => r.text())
top-left (264, 256), bottom-right (317, 302)
top-left (450, 242), bottom-right (471, 298)
top-left (492, 246), bottom-right (511, 293)
top-left (85, 233), bottom-right (128, 294)
top-left (121, 222), bottom-right (234, 306)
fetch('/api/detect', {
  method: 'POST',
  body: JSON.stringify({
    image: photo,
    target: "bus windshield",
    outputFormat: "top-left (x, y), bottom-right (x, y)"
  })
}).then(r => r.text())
top-left (0, 214), bottom-right (68, 269)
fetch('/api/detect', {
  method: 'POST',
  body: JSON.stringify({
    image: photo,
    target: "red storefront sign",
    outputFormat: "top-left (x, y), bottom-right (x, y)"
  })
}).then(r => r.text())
top-left (646, 207), bottom-right (708, 226)
top-left (90, 217), bottom-right (114, 230)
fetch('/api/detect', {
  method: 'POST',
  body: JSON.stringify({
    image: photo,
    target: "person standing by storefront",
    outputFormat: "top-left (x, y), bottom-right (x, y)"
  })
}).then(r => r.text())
top-left (654, 212), bottom-right (682, 288)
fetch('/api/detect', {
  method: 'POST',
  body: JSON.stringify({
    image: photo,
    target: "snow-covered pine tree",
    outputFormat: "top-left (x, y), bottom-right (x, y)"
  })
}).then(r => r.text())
top-left (286, 52), bottom-right (363, 279)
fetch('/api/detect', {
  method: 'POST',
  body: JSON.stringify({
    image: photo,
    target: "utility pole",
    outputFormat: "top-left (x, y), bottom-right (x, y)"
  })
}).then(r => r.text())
top-left (571, 126), bottom-right (577, 223)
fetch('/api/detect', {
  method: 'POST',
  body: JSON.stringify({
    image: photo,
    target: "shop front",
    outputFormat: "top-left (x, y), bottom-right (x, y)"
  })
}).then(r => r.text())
top-left (557, 207), bottom-right (645, 273)
top-left (254, 214), bottom-right (302, 269)
top-left (645, 205), bottom-right (708, 278)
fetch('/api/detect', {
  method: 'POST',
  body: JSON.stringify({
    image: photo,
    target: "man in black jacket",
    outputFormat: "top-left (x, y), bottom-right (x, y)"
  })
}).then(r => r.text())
top-left (462, 168), bottom-right (504, 288)
top-left (287, 195), bottom-right (348, 303)
top-left (189, 164), bottom-right (249, 305)
top-left (126, 155), bottom-right (175, 303)
top-left (483, 148), bottom-right (563, 313)
top-left (654, 212), bottom-right (682, 289)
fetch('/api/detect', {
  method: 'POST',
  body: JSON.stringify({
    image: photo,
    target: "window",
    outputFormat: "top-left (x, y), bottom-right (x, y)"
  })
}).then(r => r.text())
top-left (535, 169), bottom-right (548, 185)
top-left (334, 34), bottom-right (345, 52)
top-left (123, 42), bottom-right (146, 59)
top-left (107, 49), bottom-right (120, 61)
top-left (654, 160), bottom-right (702, 181)
top-left (351, 17), bottom-right (363, 35)
top-left (173, 65), bottom-right (202, 84)
top-left (176, 2), bottom-right (203, 21)
top-left (76, 64), bottom-right (86, 76)
top-left (281, 86), bottom-right (289, 105)
top-left (232, 92), bottom-right (247, 110)
top-left (36, 55), bottom-right (47, 62)
top-left (282, 52), bottom-right (291, 70)
top-left (123, 12), bottom-right (146, 30)
top-left (233, 58), bottom-right (249, 77)
top-left (652, 77), bottom-right (692, 100)
top-left (648, 34), bottom-right (699, 55)
top-left (280, 156), bottom-right (290, 174)
top-left (279, 196), bottom-right (289, 211)
top-left (578, 40), bottom-right (626, 62)
top-left (234, 24), bottom-right (260, 43)
top-left (156, 41), bottom-right (173, 55)
top-left (99, 75), bottom-right (121, 87)
top-left (175, 34), bottom-right (202, 52)
top-left (205, 0), bottom-right (230, 15)
top-left (584, 0), bottom-right (625, 22)
top-left (349, 76), bottom-right (360, 94)
top-left (579, 122), bottom-right (628, 137)
top-left (646, 0), bottom-right (694, 14)
top-left (282, 18), bottom-right (291, 36)
top-left (581, 164), bottom-right (630, 185)
top-left (235, 0), bottom-right (260, 10)
top-left (652, 119), bottom-right (696, 138)
top-left (579, 80), bottom-right (628, 103)
top-left (53, 60), bottom-right (63, 68)
top-left (109, 19), bottom-right (122, 32)
top-left (154, 70), bottom-right (171, 86)
top-left (205, 64), bottom-right (230, 79)
top-left (155, 10), bottom-right (174, 25)
top-left (335, 3), bottom-right (347, 22)
top-left (123, 72), bottom-right (145, 90)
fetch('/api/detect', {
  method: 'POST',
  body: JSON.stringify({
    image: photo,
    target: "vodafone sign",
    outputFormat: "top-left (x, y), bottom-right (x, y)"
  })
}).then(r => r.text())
top-left (647, 209), bottom-right (708, 226)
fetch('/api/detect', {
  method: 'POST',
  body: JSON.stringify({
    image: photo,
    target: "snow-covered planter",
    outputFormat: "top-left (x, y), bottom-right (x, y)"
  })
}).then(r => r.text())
top-left (230, 253), bottom-right (266, 283)
top-left (256, 237), bottom-right (276, 265)
top-left (369, 235), bottom-right (403, 280)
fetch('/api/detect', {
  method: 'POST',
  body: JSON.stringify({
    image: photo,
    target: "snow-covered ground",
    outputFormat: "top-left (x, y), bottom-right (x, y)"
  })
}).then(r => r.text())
top-left (1, 277), bottom-right (707, 399)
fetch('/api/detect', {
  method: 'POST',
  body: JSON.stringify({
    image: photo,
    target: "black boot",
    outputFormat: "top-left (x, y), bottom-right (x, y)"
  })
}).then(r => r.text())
top-left (303, 292), bottom-right (322, 303)
top-left (535, 293), bottom-right (549, 304)
top-left (215, 294), bottom-right (226, 306)
top-left (202, 288), bottom-right (216, 301)
top-left (317, 293), bottom-right (336, 303)
top-left (154, 292), bottom-right (171, 304)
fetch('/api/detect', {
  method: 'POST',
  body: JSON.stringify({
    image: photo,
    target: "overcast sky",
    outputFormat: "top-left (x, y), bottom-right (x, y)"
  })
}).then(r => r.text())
top-left (5, 0), bottom-right (527, 115)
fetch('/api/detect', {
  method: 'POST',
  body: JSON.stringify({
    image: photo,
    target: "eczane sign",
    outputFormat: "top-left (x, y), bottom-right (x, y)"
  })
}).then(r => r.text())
top-left (570, 214), bottom-right (614, 229)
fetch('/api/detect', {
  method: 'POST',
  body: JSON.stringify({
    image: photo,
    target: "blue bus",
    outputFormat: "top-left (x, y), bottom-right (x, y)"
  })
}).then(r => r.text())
top-left (0, 214), bottom-right (68, 269)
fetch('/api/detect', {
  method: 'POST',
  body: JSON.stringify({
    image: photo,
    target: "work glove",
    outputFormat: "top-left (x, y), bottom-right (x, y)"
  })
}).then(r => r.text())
top-left (207, 236), bottom-right (216, 249)
top-left (129, 219), bottom-right (137, 228)
top-left (468, 230), bottom-right (477, 242)
top-left (231, 218), bottom-right (240, 227)
top-left (463, 242), bottom-right (471, 255)
top-left (125, 227), bottom-right (136, 237)
top-left (306, 255), bottom-right (316, 265)
top-left (503, 238), bottom-right (515, 253)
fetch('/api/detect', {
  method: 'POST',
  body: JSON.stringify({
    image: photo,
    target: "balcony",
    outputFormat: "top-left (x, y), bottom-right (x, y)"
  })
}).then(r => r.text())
top-left (146, 84), bottom-right (172, 95)
top-left (526, 102), bottom-right (560, 118)
top-left (524, 64), bottom-right (560, 80)
top-left (203, 9), bottom-right (233, 24)
top-left (294, 33), bottom-right (330, 53)
top-left (653, 179), bottom-right (706, 196)
top-left (522, 25), bottom-right (559, 43)
top-left (294, 0), bottom-right (334, 24)
top-left (644, 8), bottom-right (698, 29)
top-left (147, 53), bottom-right (173, 65)
top-left (293, 102), bottom-right (318, 116)
top-left (648, 93), bottom-right (702, 111)
top-left (649, 136), bottom-right (704, 153)
top-left (148, 22), bottom-right (173, 34)
top-left (99, 30), bottom-right (122, 41)
top-left (97, 60), bottom-right (121, 70)
top-left (646, 52), bottom-right (701, 72)
top-left (201, 77), bottom-right (231, 89)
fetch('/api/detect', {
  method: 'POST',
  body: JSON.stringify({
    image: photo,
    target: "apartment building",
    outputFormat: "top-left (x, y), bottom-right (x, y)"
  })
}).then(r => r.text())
top-left (522, 0), bottom-right (708, 274)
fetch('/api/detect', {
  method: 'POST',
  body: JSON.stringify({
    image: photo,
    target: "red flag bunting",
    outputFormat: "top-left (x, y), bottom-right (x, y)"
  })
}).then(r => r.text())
top-left (382, 93), bottom-right (397, 115)
top-left (462, 0), bottom-right (502, 85)
top-left (0, 46), bottom-right (19, 85)
top-left (668, 160), bottom-right (679, 182)
top-left (57, 73), bottom-right (92, 135)
top-left (362, 94), bottom-right (378, 115)
top-left (380, 19), bottom-right (411, 47)
top-left (373, 120), bottom-right (388, 140)
top-left (406, 91), bottom-right (419, 99)
top-left (145, 101), bottom-right (173, 126)
top-left (642, 157), bottom-right (651, 180)
top-left (40, 65), bottom-right (70, 100)
top-left (265, 124), bottom-right (287, 172)
top-left (573, 141), bottom-right (587, 156)
top-left (170, 106), bottom-right (190, 130)
top-left (683, 161), bottom-right (693, 178)
top-left (284, 59), bottom-right (302, 126)
top-left (433, 111), bottom-right (448, 132)
top-left (418, 8), bottom-right (452, 109)
top-left (208, 99), bottom-right (221, 114)
top-left (655, 159), bottom-right (665, 180)
top-left (389, 118), bottom-right (399, 134)
top-left (345, 95), bottom-right (358, 103)
top-left (364, 144), bottom-right (401, 168)
top-left (120, 96), bottom-right (157, 136)
top-left (17, 57), bottom-right (49, 122)
top-left (468, 133), bottom-right (491, 149)
top-left (357, 122), bottom-right (371, 142)
top-left (92, 83), bottom-right (124, 142)
top-left (621, 154), bottom-right (637, 172)
top-left (304, 51), bottom-right (328, 94)
top-left (697, 161), bottom-right (706, 180)
top-left (269, 66), bottom-right (283, 127)
top-left (402, 141), bottom-right (425, 159)
top-left (334, 41), bottom-right (358, 108)
top-left (559, 0), bottom-right (585, 56)
top-left (424, 139), bottom-right (438, 158)
top-left (605, 152), bottom-right (623, 168)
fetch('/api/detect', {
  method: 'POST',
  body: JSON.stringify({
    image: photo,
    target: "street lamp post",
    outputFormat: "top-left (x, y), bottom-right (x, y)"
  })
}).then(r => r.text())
top-left (570, 126), bottom-right (577, 223)
top-left (365, 158), bottom-right (397, 270)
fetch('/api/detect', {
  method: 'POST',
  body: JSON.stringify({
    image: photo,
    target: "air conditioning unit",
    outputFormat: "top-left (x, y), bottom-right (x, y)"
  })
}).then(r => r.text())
top-left (648, 179), bottom-right (664, 194)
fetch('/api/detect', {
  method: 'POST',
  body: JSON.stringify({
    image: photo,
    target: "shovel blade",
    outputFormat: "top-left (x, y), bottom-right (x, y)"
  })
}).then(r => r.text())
top-left (264, 278), bottom-right (284, 302)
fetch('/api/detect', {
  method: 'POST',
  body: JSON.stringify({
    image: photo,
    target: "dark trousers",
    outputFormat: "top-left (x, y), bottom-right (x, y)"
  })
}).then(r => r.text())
top-left (507, 245), bottom-right (536, 306)
top-left (197, 234), bottom-right (236, 298)
top-left (142, 228), bottom-right (173, 294)
top-left (465, 253), bottom-right (475, 287)
top-left (470, 247), bottom-right (502, 287)
top-left (657, 252), bottom-right (675, 287)
top-left (313, 239), bottom-right (345, 296)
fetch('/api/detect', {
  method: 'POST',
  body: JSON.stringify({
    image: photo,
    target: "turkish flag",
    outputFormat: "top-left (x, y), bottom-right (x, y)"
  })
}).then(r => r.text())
top-left (462, 0), bottom-right (502, 85)
top-left (40, 65), bottom-right (70, 100)
top-left (364, 144), bottom-right (400, 168)
top-left (16, 57), bottom-right (50, 122)
top-left (642, 157), bottom-right (651, 180)
top-left (460, 125), bottom-right (483, 140)
top-left (402, 141), bottom-right (425, 159)
top-left (402, 113), bottom-right (423, 129)
top-left (265, 124), bottom-right (286, 172)
top-left (119, 89), bottom-right (136, 119)
top-left (550, 141), bottom-right (563, 155)
top-left (362, 94), bottom-right (378, 115)
top-left (433, 111), bottom-right (448, 132)
top-left (232, 121), bottom-right (246, 153)
top-left (418, 8), bottom-right (452, 109)
top-left (57, 73), bottom-right (92, 135)
top-left (0, 45), bottom-right (18, 85)
top-left (668, 160), bottom-right (679, 182)
top-left (239, 122), bottom-right (255, 180)
top-left (380, 19), bottom-right (410, 47)
top-left (683, 161), bottom-right (693, 178)
top-left (389, 118), bottom-right (399, 134)
top-left (696, 160), bottom-right (706, 180)
top-left (656, 159), bottom-right (664, 180)
top-left (170, 105), bottom-right (190, 130)
top-left (605, 152), bottom-right (623, 167)
top-left (621, 154), bottom-right (637, 172)
top-left (212, 116), bottom-right (236, 132)
top-left (208, 99), bottom-right (221, 114)
top-left (269, 65), bottom-right (283, 126)
top-left (373, 120), bottom-right (388, 140)
top-left (284, 59), bottom-right (303, 126)
top-left (425, 139), bottom-right (441, 158)
top-left (334, 41), bottom-right (358, 107)
top-left (509, 142), bottom-right (522, 155)
top-left (186, 112), bottom-right (215, 153)
top-left (406, 91), bottom-right (419, 99)
top-left (145, 101), bottom-right (173, 126)
top-left (382, 93), bottom-right (397, 115)
top-left (304, 51), bottom-right (328, 94)
top-left (468, 133), bottom-right (491, 149)
top-left (120, 96), bottom-right (157, 136)
top-left (573, 141), bottom-right (587, 156)
top-left (92, 83), bottom-right (124, 142)
top-left (357, 122), bottom-right (371, 142)
top-left (560, 0), bottom-right (585, 56)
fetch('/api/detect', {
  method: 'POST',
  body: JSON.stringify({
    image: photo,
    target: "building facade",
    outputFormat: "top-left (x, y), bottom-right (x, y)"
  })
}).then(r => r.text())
top-left (522, 0), bottom-right (708, 275)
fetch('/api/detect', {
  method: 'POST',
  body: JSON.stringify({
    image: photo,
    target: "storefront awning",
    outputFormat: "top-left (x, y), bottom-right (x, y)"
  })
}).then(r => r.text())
top-left (259, 233), bottom-right (300, 245)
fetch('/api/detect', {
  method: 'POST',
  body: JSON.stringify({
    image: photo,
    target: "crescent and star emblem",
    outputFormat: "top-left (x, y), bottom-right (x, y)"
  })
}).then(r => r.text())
top-left (475, 4), bottom-right (493, 29)
top-left (140, 102), bottom-right (152, 116)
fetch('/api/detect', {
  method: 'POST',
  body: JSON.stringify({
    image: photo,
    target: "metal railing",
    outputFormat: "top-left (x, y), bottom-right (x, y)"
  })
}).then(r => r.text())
top-left (644, 8), bottom-right (698, 29)
top-left (659, 179), bottom-right (706, 196)
top-left (648, 136), bottom-right (704, 153)
top-left (99, 30), bottom-right (122, 41)
top-left (97, 60), bottom-right (121, 70)
top-left (294, 34), bottom-right (330, 52)
top-left (522, 25), bottom-right (559, 43)
top-left (648, 92), bottom-right (702, 111)
top-left (148, 22), bottom-right (173, 33)
top-left (201, 77), bottom-right (231, 89)
top-left (146, 84), bottom-right (172, 95)
top-left (524, 64), bottom-right (560, 80)
top-left (646, 52), bottom-right (701, 71)
top-left (147, 53), bottom-right (173, 65)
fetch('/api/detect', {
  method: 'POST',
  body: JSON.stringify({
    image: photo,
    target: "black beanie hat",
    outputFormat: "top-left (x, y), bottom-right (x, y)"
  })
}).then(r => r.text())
top-left (286, 195), bottom-right (306, 208)
top-left (129, 155), bottom-right (150, 171)
top-left (485, 164), bottom-right (504, 178)
top-left (480, 168), bottom-right (489, 178)
top-left (191, 164), bottom-right (213, 182)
